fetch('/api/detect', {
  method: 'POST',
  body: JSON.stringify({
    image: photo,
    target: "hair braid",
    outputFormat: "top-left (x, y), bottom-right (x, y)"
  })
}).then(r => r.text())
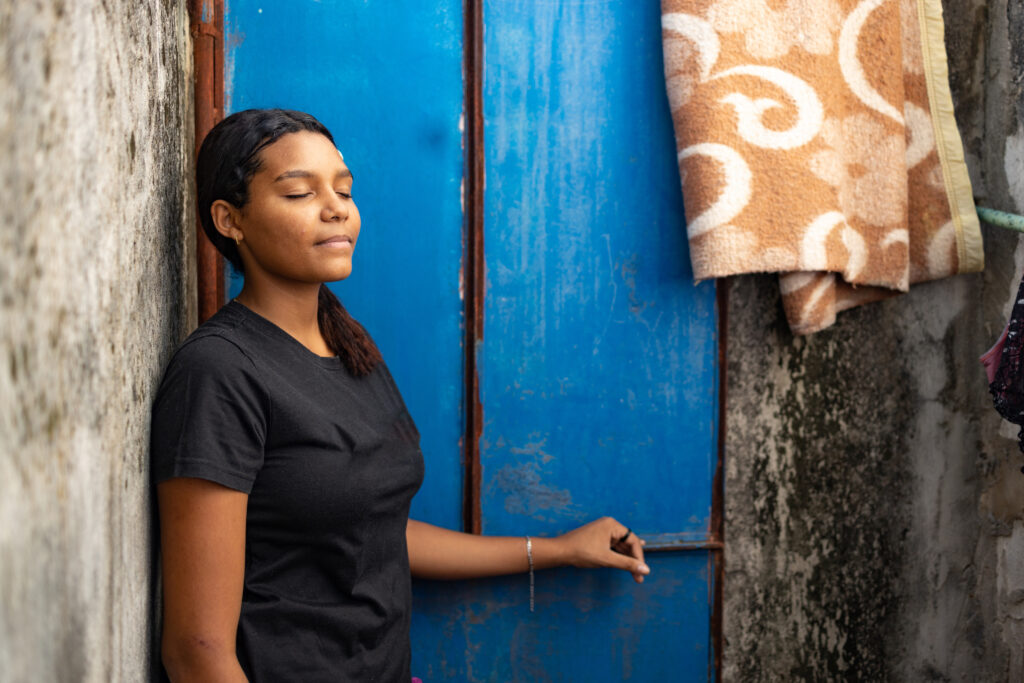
top-left (317, 284), bottom-right (381, 376)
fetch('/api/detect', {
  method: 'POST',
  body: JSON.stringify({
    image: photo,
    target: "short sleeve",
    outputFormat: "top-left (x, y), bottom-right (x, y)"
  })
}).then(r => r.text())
top-left (150, 334), bottom-right (270, 493)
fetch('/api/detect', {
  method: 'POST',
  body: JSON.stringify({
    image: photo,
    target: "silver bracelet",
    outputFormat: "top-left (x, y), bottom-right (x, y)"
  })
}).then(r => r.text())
top-left (525, 536), bottom-right (534, 612)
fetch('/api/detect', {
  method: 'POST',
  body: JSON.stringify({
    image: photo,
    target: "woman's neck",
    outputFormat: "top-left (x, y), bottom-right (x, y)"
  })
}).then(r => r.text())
top-left (234, 281), bottom-right (333, 357)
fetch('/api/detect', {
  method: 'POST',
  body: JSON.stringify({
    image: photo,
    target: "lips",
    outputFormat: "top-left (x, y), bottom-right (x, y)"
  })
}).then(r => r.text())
top-left (315, 234), bottom-right (354, 248)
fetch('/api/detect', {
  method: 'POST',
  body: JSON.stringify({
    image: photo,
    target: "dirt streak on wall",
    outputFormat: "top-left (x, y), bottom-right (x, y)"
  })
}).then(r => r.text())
top-left (0, 1), bottom-right (193, 680)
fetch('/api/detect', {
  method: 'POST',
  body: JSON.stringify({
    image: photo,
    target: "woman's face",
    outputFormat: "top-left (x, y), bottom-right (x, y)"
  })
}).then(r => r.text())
top-left (233, 130), bottom-right (360, 285)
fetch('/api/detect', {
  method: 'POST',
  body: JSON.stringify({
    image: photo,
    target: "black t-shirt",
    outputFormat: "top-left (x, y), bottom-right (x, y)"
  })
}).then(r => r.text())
top-left (151, 300), bottom-right (424, 682)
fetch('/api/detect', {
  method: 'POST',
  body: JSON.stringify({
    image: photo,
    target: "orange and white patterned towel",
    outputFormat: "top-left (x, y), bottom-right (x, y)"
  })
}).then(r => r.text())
top-left (661, 0), bottom-right (983, 334)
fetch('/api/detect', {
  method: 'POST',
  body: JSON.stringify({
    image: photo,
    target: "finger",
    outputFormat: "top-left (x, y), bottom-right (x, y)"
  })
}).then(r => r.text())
top-left (610, 531), bottom-right (647, 583)
top-left (602, 549), bottom-right (650, 583)
top-left (602, 517), bottom-right (626, 542)
top-left (602, 519), bottom-right (649, 583)
top-left (611, 529), bottom-right (638, 555)
top-left (609, 523), bottom-right (632, 548)
top-left (615, 534), bottom-right (647, 583)
top-left (622, 533), bottom-right (644, 563)
top-left (626, 535), bottom-right (647, 583)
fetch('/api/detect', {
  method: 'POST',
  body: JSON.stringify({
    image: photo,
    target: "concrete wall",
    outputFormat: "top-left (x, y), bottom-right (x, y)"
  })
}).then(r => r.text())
top-left (723, 1), bottom-right (1024, 680)
top-left (0, 2), bottom-right (193, 681)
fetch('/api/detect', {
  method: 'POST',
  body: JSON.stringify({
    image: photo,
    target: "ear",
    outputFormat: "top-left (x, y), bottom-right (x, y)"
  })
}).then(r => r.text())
top-left (210, 200), bottom-right (244, 242)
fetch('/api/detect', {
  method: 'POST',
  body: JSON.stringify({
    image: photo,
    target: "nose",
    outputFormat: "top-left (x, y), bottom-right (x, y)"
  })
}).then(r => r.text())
top-left (321, 193), bottom-right (348, 222)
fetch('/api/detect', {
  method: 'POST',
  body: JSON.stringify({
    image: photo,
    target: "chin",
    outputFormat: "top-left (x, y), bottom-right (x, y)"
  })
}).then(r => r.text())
top-left (323, 265), bottom-right (353, 282)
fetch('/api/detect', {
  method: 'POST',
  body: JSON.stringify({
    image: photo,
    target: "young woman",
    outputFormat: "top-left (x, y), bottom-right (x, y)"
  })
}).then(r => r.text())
top-left (151, 109), bottom-right (649, 682)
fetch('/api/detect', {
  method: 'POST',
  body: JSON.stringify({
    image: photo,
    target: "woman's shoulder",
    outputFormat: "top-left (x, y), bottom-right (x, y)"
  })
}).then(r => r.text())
top-left (151, 306), bottom-right (271, 491)
top-left (162, 304), bottom-right (266, 384)
top-left (171, 331), bottom-right (252, 373)
top-left (154, 309), bottom-right (271, 417)
top-left (174, 302), bottom-right (259, 361)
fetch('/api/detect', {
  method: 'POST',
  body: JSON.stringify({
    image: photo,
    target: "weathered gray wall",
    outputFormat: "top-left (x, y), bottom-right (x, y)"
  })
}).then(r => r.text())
top-left (0, 2), bottom-right (193, 681)
top-left (723, 1), bottom-right (1024, 680)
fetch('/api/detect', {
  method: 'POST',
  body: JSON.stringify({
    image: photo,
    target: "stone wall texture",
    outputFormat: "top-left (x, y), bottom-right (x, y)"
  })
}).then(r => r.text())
top-left (722, 0), bottom-right (1024, 680)
top-left (0, 1), bottom-right (193, 681)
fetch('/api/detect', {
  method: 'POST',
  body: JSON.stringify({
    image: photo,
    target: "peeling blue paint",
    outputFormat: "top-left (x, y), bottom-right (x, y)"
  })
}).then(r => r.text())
top-left (491, 460), bottom-right (585, 523)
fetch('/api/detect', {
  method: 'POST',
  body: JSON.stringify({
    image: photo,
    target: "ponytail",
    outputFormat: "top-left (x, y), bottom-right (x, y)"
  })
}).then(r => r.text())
top-left (317, 284), bottom-right (382, 376)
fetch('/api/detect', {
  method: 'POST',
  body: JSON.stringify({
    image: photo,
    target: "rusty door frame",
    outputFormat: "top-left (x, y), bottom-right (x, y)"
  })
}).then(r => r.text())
top-left (712, 282), bottom-right (726, 679)
top-left (189, 0), bottom-right (225, 323)
top-left (462, 0), bottom-right (485, 536)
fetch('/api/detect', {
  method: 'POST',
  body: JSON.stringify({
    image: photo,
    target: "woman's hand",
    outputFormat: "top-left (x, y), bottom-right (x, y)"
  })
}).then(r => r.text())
top-left (555, 517), bottom-right (650, 583)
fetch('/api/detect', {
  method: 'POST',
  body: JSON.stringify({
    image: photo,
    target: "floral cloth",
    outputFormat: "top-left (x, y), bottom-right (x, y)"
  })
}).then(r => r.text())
top-left (661, 0), bottom-right (983, 334)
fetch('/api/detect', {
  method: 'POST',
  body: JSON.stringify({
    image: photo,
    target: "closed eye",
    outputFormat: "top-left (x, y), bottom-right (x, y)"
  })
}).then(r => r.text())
top-left (285, 193), bottom-right (312, 199)
top-left (336, 191), bottom-right (352, 199)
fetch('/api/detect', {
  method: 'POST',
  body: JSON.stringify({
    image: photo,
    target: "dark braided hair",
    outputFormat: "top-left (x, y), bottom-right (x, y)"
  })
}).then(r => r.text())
top-left (196, 108), bottom-right (381, 376)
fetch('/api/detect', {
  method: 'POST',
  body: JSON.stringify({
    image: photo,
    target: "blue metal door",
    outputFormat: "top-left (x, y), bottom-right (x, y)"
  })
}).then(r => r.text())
top-left (225, 2), bottom-right (718, 680)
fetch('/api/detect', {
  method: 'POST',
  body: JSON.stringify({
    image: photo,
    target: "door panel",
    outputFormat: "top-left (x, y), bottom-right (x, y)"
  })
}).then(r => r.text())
top-left (225, 0), bottom-right (466, 528)
top-left (480, 0), bottom-right (718, 541)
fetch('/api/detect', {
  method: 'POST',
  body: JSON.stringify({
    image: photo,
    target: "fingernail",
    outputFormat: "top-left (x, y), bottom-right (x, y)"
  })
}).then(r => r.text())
top-left (638, 563), bottom-right (650, 574)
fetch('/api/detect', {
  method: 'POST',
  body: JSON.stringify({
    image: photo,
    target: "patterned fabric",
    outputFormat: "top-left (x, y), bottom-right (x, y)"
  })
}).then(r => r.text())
top-left (980, 322), bottom-right (1008, 385)
top-left (985, 276), bottom-right (1024, 469)
top-left (661, 0), bottom-right (983, 334)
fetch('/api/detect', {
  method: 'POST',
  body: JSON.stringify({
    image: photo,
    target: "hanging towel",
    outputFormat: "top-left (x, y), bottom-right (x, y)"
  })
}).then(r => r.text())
top-left (661, 0), bottom-right (983, 334)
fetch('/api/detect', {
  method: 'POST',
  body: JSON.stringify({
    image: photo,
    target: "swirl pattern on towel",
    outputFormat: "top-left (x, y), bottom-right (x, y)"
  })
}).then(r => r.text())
top-left (662, 0), bottom-right (981, 334)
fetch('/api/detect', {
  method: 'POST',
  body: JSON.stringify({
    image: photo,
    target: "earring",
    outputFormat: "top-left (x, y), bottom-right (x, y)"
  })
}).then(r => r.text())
top-left (234, 235), bottom-right (242, 246)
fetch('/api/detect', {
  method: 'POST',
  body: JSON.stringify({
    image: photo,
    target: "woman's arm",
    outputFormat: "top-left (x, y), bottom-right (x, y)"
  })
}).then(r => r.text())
top-left (407, 517), bottom-right (649, 583)
top-left (158, 478), bottom-right (250, 682)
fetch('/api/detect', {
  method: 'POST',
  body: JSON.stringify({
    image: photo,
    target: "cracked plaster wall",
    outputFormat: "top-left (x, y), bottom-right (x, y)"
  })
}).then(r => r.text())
top-left (723, 1), bottom-right (1024, 680)
top-left (0, 1), bottom-right (193, 681)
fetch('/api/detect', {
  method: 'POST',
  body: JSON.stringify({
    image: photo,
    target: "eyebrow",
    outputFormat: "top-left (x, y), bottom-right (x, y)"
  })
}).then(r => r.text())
top-left (273, 168), bottom-right (353, 182)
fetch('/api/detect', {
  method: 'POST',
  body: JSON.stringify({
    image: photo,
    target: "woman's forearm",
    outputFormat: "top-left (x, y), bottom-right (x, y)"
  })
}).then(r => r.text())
top-left (406, 519), bottom-right (566, 580)
top-left (406, 517), bottom-right (650, 583)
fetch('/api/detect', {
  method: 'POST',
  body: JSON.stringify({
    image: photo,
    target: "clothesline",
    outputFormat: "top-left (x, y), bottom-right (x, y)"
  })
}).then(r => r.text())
top-left (977, 206), bottom-right (1024, 232)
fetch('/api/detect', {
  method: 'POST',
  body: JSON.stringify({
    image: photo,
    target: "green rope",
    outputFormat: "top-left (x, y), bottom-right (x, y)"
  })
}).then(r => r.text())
top-left (977, 206), bottom-right (1024, 233)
